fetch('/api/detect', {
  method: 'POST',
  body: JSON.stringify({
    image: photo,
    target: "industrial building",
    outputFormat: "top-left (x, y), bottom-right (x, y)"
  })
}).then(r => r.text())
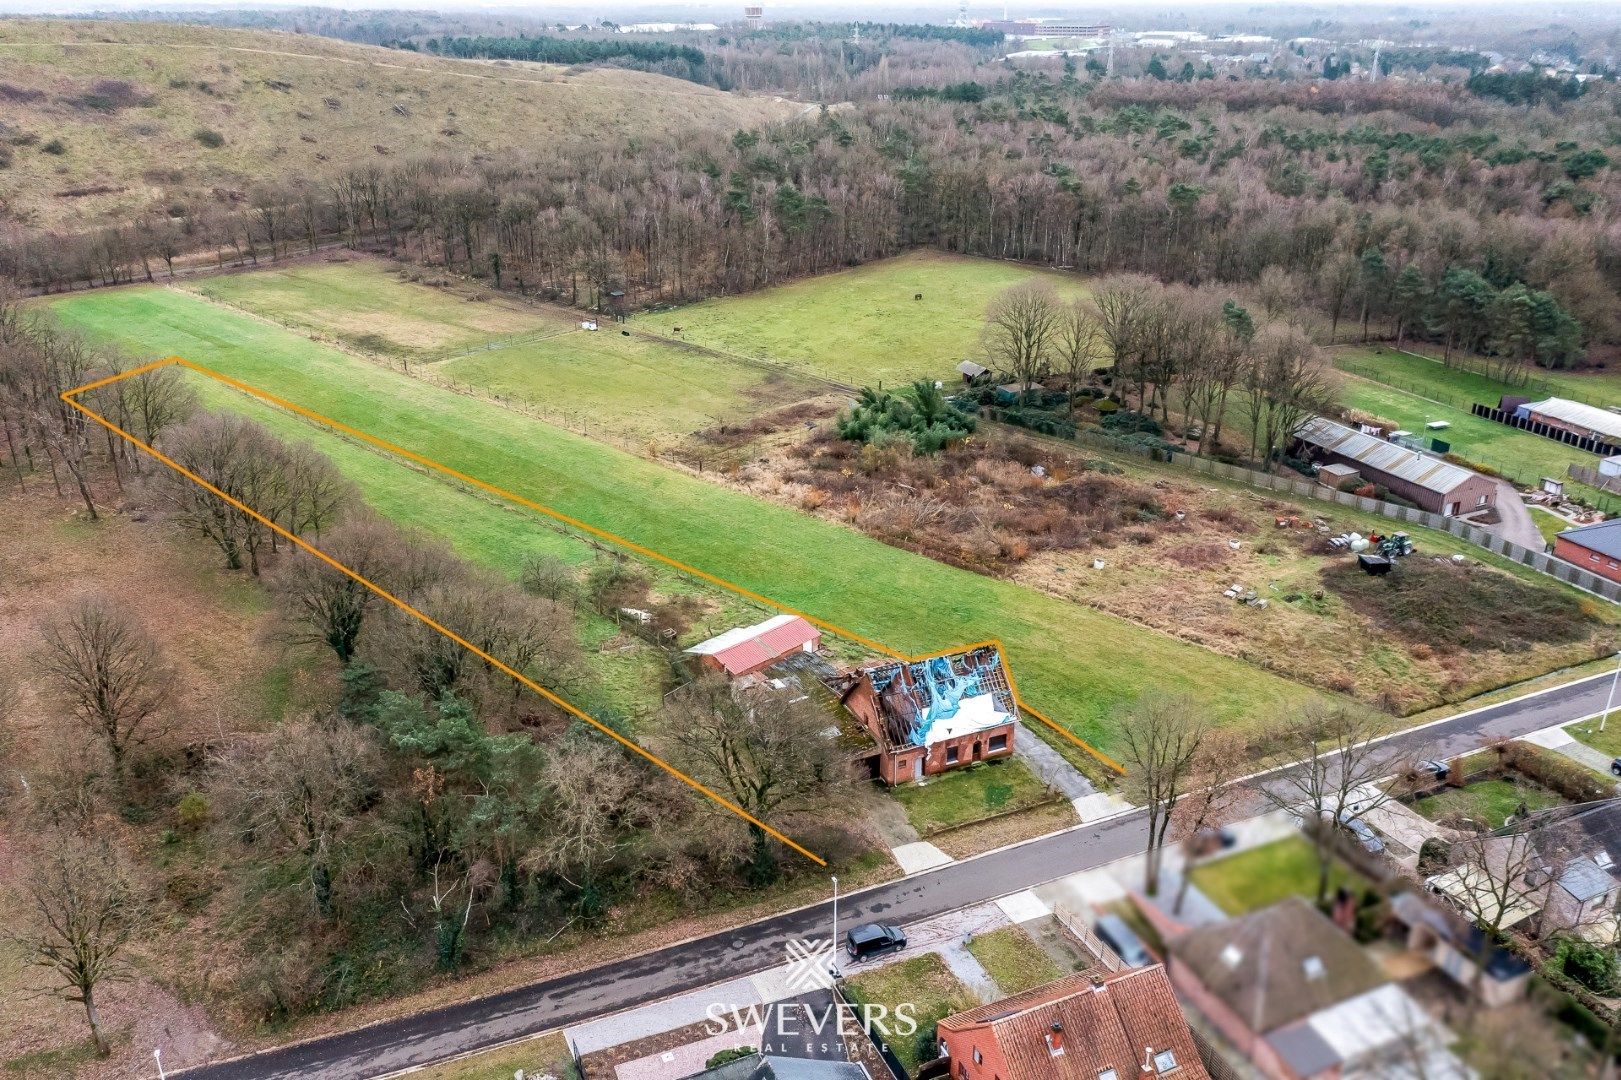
top-left (1294, 416), bottom-right (1497, 517)
top-left (1517, 397), bottom-right (1621, 445)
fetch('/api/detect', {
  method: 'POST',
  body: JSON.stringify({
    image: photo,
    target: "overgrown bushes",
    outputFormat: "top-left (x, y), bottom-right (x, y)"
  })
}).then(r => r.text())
top-left (1502, 741), bottom-right (1615, 803)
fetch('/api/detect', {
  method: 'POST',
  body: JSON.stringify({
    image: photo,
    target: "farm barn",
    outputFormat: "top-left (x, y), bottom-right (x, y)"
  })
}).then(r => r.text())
top-left (684, 614), bottom-right (822, 679)
top-left (1294, 417), bottom-right (1497, 517)
top-left (828, 646), bottom-right (1017, 785)
top-left (1517, 397), bottom-right (1621, 445)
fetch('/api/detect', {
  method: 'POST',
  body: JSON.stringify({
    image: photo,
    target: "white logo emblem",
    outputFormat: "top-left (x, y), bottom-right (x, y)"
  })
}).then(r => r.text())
top-left (783, 937), bottom-right (837, 991)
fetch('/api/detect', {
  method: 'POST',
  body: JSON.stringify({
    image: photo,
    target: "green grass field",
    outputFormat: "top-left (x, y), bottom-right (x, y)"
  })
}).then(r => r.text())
top-left (637, 251), bottom-right (1091, 387)
top-left (438, 328), bottom-right (828, 444)
top-left (1333, 347), bottom-right (1612, 505)
top-left (191, 261), bottom-right (575, 361)
top-left (965, 925), bottom-right (1064, 995)
top-left (890, 758), bottom-right (1051, 835)
top-left (47, 285), bottom-right (1329, 756)
top-left (1336, 344), bottom-right (1621, 409)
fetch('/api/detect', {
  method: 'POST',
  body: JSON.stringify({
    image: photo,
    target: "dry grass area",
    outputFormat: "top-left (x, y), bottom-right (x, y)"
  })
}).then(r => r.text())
top-left (0, 482), bottom-right (334, 1077)
top-left (0, 19), bottom-right (800, 230)
top-left (718, 421), bottom-right (1620, 715)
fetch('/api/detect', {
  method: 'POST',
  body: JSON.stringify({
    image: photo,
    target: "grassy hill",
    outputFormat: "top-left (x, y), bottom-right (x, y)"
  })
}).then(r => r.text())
top-left (0, 19), bottom-right (800, 230)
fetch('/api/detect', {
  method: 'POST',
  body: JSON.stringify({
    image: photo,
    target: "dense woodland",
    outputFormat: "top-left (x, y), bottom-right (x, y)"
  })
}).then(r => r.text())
top-left (4, 53), bottom-right (1617, 372)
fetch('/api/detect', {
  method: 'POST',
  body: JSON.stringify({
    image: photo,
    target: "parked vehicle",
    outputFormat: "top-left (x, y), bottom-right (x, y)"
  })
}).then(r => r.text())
top-left (846, 922), bottom-right (906, 962)
top-left (1336, 812), bottom-right (1385, 853)
top-left (1611, 757), bottom-right (1621, 778)
top-left (1417, 759), bottom-right (1450, 781)
top-left (1094, 913), bottom-right (1151, 968)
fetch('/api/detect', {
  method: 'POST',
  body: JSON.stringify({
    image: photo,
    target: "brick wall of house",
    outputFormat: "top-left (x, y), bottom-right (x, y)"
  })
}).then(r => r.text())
top-left (1555, 537), bottom-right (1621, 583)
top-left (1167, 962), bottom-right (1302, 1080)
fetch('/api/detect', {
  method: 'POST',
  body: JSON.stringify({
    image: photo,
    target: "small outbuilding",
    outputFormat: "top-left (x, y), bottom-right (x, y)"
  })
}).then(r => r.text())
top-left (1316, 463), bottom-right (1361, 491)
top-left (685, 614), bottom-right (821, 679)
top-left (957, 360), bottom-right (990, 385)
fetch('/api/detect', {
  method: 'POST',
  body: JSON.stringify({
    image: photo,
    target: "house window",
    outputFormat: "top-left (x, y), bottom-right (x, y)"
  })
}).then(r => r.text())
top-left (988, 733), bottom-right (1008, 752)
top-left (973, 1049), bottom-right (983, 1065)
top-left (946, 745), bottom-right (960, 764)
top-left (1477, 493), bottom-right (1488, 506)
top-left (1593, 553), bottom-right (1603, 563)
top-left (1154, 1050), bottom-right (1179, 1073)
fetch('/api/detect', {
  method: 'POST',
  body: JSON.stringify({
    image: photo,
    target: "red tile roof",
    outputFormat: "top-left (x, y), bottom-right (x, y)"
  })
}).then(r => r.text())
top-left (686, 615), bottom-right (821, 677)
top-left (938, 966), bottom-right (1208, 1080)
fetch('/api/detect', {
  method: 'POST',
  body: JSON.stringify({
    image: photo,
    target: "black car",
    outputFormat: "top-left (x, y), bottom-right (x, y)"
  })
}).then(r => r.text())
top-left (846, 922), bottom-right (907, 962)
top-left (1611, 757), bottom-right (1621, 778)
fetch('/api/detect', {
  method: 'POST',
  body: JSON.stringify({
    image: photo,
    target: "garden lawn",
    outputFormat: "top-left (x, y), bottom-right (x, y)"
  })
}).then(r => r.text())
top-left (1564, 719), bottom-right (1621, 760)
top-left (1411, 777), bottom-right (1564, 827)
top-left (438, 328), bottom-right (827, 444)
top-left (891, 758), bottom-right (1052, 835)
top-left (842, 954), bottom-right (973, 1073)
top-left (1189, 836), bottom-right (1369, 915)
top-left (637, 250), bottom-right (1091, 387)
top-left (1335, 371), bottom-right (1600, 493)
top-left (1533, 507), bottom-right (1572, 548)
top-left (47, 285), bottom-right (1330, 756)
top-left (190, 260), bottom-right (575, 361)
top-left (966, 925), bottom-right (1064, 995)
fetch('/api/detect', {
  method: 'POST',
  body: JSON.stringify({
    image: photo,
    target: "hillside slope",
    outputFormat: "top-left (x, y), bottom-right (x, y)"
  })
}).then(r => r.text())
top-left (0, 19), bottom-right (801, 230)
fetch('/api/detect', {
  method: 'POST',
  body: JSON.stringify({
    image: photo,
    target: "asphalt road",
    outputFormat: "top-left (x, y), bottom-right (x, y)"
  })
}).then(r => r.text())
top-left (178, 668), bottom-right (1620, 1080)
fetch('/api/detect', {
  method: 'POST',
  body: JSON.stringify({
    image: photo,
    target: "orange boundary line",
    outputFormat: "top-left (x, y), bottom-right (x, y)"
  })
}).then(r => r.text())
top-left (63, 357), bottom-right (1123, 851)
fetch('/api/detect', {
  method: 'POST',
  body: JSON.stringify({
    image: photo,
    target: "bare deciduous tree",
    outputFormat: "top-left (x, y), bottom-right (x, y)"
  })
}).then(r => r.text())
top-left (209, 719), bottom-right (382, 916)
top-left (38, 598), bottom-right (173, 778)
top-left (13, 832), bottom-right (145, 1057)
top-left (661, 675), bottom-right (847, 885)
top-left (1118, 694), bottom-right (1205, 896)
top-left (1257, 705), bottom-right (1402, 903)
top-left (982, 282), bottom-right (1060, 391)
top-left (1167, 728), bottom-right (1251, 914)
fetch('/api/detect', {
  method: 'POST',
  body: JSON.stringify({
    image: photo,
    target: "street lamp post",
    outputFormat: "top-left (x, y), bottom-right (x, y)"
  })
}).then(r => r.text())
top-left (1602, 651), bottom-right (1621, 733)
top-left (829, 875), bottom-right (841, 982)
top-left (154, 1048), bottom-right (166, 1080)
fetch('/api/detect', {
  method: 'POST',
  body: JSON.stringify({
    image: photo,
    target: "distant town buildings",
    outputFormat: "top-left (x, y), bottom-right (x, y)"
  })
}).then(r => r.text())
top-left (744, 5), bottom-right (763, 30)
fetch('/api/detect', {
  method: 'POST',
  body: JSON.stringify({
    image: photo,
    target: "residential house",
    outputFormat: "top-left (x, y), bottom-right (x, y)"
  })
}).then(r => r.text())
top-left (935, 966), bottom-right (1209, 1080)
top-left (1295, 416), bottom-right (1497, 516)
top-left (1552, 518), bottom-right (1621, 584)
top-left (1388, 891), bottom-right (1532, 1008)
top-left (686, 615), bottom-right (822, 680)
top-left (1168, 897), bottom-right (1464, 1080)
top-left (826, 646), bottom-right (1016, 785)
top-left (1431, 799), bottom-right (1621, 942)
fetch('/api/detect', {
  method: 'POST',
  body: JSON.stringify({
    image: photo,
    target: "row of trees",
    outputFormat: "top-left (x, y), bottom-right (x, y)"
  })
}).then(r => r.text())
top-left (979, 277), bottom-right (1338, 464)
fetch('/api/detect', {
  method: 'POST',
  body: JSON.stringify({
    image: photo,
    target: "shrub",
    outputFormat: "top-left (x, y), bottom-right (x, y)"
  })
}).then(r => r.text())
top-left (1555, 936), bottom-right (1618, 994)
top-left (1093, 398), bottom-right (1120, 414)
top-left (175, 792), bottom-right (210, 831)
top-left (1100, 409), bottom-right (1161, 436)
top-left (705, 1048), bottom-right (756, 1069)
top-left (1503, 741), bottom-right (1613, 802)
top-left (520, 553), bottom-right (576, 602)
top-left (838, 381), bottom-right (975, 456)
top-left (194, 128), bottom-right (226, 148)
top-left (40, 138), bottom-right (66, 155)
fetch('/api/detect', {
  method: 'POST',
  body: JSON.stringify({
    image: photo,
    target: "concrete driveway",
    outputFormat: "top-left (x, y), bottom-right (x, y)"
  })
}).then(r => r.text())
top-left (1478, 480), bottom-right (1545, 551)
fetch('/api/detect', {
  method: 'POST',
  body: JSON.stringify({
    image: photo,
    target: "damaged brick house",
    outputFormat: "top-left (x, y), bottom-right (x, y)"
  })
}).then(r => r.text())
top-left (827, 646), bottom-right (1017, 785)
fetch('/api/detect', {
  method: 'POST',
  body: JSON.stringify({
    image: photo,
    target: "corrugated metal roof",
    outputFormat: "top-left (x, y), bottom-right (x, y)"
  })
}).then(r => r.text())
top-left (685, 614), bottom-right (820, 676)
top-left (1524, 398), bottom-right (1621, 441)
top-left (1297, 416), bottom-right (1479, 496)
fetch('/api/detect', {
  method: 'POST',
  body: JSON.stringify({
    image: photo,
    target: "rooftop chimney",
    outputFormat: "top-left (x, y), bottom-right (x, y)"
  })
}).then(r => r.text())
top-left (1046, 1021), bottom-right (1065, 1056)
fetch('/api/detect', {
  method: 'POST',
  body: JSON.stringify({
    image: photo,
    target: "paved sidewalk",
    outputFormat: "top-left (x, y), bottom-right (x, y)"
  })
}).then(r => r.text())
top-left (1013, 719), bottom-right (1096, 800)
top-left (1522, 723), bottom-right (1620, 781)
